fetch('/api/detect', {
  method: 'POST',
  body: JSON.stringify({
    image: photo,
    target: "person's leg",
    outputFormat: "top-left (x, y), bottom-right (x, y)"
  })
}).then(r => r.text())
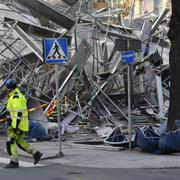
top-left (16, 130), bottom-right (35, 154)
top-left (16, 130), bottom-right (43, 165)
top-left (5, 127), bottom-right (19, 168)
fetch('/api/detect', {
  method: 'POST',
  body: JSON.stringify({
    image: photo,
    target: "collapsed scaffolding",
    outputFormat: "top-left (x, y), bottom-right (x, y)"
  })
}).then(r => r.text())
top-left (0, 0), bottom-right (172, 151)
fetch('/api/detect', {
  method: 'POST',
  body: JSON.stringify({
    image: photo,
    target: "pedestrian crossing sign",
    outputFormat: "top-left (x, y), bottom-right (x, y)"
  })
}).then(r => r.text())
top-left (43, 38), bottom-right (68, 64)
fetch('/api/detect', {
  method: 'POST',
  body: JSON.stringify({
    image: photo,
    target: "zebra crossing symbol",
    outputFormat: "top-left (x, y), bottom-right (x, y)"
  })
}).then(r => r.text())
top-left (44, 38), bottom-right (68, 64)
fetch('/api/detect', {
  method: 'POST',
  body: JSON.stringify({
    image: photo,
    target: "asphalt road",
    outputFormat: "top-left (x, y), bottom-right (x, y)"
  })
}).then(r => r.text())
top-left (0, 160), bottom-right (180, 180)
top-left (0, 138), bottom-right (180, 180)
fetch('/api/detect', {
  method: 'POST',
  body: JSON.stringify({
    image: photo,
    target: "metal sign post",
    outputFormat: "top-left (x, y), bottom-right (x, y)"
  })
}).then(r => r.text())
top-left (43, 38), bottom-right (68, 157)
top-left (122, 50), bottom-right (135, 150)
top-left (127, 64), bottom-right (132, 150)
top-left (55, 64), bottom-right (63, 156)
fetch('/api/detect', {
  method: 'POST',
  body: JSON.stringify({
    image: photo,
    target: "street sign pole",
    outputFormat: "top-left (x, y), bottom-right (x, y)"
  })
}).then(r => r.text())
top-left (127, 64), bottom-right (132, 150)
top-left (127, 40), bottom-right (132, 151)
top-left (44, 38), bottom-right (68, 157)
top-left (121, 43), bottom-right (134, 150)
top-left (55, 64), bottom-right (63, 156)
top-left (127, 40), bottom-right (132, 150)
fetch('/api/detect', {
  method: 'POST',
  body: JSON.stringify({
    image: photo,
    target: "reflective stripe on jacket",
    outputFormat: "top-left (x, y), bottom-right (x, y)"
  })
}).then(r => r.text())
top-left (6, 88), bottom-right (29, 131)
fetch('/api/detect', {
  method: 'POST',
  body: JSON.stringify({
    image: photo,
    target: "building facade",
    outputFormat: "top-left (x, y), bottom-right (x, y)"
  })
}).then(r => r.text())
top-left (94, 0), bottom-right (171, 15)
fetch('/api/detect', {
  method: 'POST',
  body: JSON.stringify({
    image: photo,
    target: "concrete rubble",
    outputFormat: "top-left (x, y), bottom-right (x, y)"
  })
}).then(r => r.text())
top-left (0, 0), bottom-right (174, 153)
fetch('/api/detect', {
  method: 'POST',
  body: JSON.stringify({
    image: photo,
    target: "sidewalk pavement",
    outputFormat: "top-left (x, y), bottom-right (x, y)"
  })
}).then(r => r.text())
top-left (18, 141), bottom-right (180, 169)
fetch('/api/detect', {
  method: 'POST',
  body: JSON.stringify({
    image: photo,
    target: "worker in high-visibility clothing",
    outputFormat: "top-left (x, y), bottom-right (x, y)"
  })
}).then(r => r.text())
top-left (4, 79), bottom-right (43, 168)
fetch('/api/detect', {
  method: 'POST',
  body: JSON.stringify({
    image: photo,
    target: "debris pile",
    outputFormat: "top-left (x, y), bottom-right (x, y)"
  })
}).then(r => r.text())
top-left (0, 0), bottom-right (175, 152)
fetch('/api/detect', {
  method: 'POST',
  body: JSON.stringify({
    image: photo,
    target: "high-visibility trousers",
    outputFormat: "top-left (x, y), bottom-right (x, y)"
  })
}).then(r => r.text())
top-left (6, 126), bottom-right (36, 162)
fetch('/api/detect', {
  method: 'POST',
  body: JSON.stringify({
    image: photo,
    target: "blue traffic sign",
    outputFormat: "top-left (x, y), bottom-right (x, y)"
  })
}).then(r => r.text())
top-left (43, 38), bottom-right (68, 64)
top-left (121, 51), bottom-right (135, 64)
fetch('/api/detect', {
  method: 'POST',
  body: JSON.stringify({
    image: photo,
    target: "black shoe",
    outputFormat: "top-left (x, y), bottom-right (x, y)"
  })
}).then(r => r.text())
top-left (33, 151), bottom-right (43, 165)
top-left (4, 161), bottom-right (19, 168)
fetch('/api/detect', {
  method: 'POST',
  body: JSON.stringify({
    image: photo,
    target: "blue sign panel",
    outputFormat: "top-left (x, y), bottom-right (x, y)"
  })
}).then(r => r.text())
top-left (121, 51), bottom-right (135, 64)
top-left (43, 38), bottom-right (68, 64)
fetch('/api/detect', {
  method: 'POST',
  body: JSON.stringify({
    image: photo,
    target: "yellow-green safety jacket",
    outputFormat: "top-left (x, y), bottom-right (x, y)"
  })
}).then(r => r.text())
top-left (6, 87), bottom-right (29, 131)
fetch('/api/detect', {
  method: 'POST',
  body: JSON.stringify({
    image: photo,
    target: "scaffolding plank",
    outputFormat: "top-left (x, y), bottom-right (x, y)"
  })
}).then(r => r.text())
top-left (4, 17), bottom-right (71, 41)
top-left (6, 22), bottom-right (43, 62)
top-left (62, 0), bottom-right (78, 6)
top-left (14, 0), bottom-right (75, 30)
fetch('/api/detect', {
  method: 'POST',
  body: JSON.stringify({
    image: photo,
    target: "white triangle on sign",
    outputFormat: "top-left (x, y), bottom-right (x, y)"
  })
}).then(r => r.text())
top-left (47, 40), bottom-right (67, 60)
